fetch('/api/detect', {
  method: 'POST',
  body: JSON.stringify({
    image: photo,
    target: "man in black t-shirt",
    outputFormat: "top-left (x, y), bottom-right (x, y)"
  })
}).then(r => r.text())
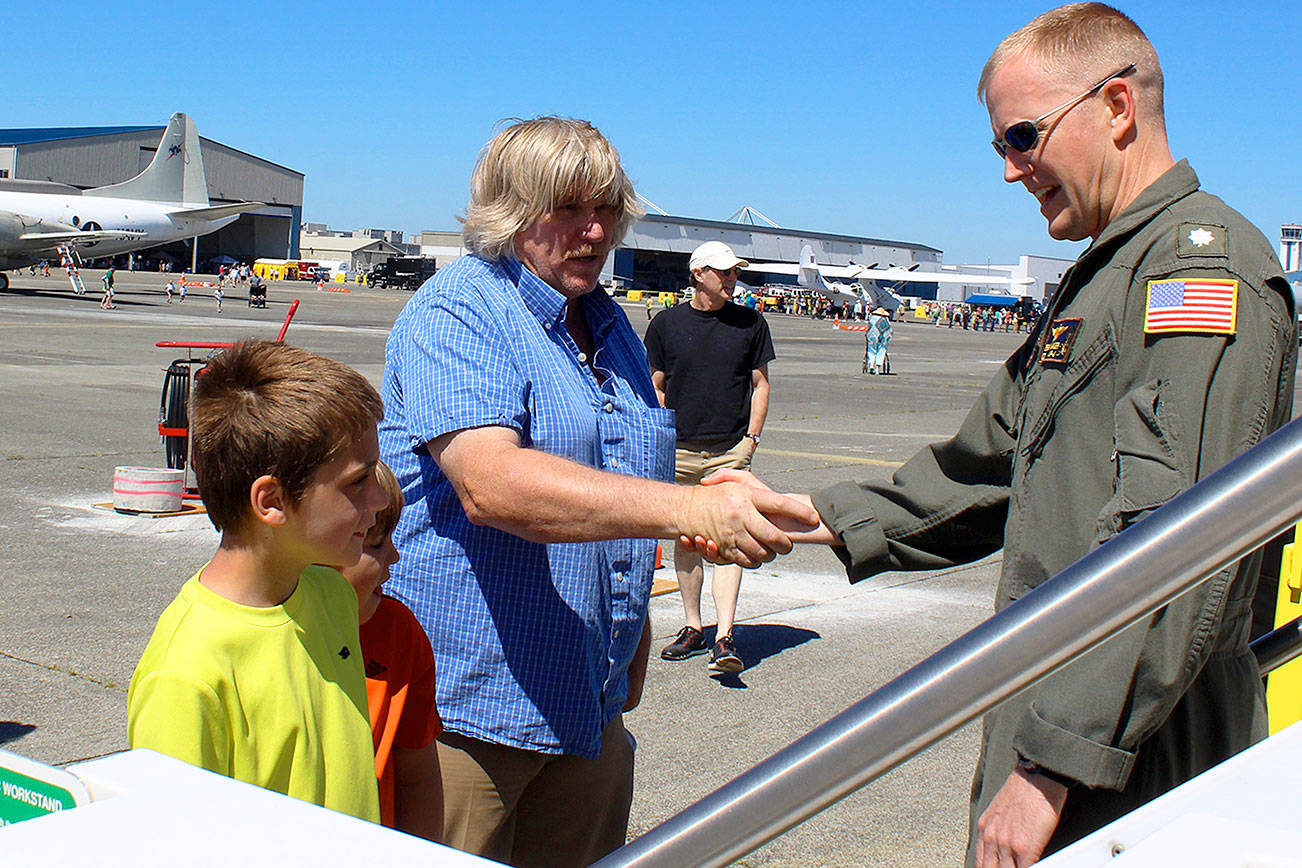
top-left (645, 241), bottom-right (776, 673)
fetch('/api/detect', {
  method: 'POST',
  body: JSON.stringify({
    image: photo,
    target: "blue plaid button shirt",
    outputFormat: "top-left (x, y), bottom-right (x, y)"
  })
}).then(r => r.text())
top-left (379, 254), bottom-right (676, 758)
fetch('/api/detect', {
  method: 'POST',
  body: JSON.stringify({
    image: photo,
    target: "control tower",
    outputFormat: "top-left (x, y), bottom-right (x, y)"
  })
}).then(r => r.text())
top-left (1283, 224), bottom-right (1301, 271)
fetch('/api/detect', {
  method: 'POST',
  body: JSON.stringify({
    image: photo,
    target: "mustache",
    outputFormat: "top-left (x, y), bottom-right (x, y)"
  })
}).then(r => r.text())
top-left (565, 246), bottom-right (603, 260)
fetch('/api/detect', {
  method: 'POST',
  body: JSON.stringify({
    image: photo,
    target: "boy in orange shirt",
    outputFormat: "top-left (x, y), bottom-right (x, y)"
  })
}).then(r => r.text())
top-left (340, 460), bottom-right (444, 841)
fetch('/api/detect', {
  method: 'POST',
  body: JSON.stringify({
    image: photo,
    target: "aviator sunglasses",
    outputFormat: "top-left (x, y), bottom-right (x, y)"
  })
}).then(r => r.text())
top-left (991, 63), bottom-right (1135, 158)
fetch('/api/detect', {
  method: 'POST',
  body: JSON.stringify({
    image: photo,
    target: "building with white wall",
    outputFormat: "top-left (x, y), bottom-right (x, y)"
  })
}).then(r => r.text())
top-left (298, 232), bottom-right (406, 273)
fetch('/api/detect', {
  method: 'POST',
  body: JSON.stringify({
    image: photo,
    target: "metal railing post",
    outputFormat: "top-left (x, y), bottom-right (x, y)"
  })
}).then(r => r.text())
top-left (1253, 614), bottom-right (1302, 674)
top-left (596, 415), bottom-right (1302, 868)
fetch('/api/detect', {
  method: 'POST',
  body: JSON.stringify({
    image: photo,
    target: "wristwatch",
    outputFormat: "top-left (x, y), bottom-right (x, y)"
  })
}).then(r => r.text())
top-left (744, 433), bottom-right (761, 445)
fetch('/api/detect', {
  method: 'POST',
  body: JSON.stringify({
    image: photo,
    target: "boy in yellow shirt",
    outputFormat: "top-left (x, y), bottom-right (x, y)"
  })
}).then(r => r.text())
top-left (128, 339), bottom-right (387, 822)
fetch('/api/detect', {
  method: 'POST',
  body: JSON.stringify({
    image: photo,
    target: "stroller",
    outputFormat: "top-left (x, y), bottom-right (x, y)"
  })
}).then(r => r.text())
top-left (247, 279), bottom-right (267, 308)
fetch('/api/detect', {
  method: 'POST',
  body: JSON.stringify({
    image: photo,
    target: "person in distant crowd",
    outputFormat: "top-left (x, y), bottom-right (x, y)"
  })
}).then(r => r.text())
top-left (128, 340), bottom-right (387, 823)
top-left (164, 280), bottom-right (176, 304)
top-left (645, 241), bottom-right (775, 673)
top-left (339, 460), bottom-right (443, 841)
top-left (694, 5), bottom-right (1296, 866)
top-left (863, 306), bottom-right (893, 374)
top-left (379, 116), bottom-right (816, 867)
top-left (99, 266), bottom-right (115, 309)
top-left (177, 280), bottom-right (187, 302)
top-left (214, 284), bottom-right (224, 312)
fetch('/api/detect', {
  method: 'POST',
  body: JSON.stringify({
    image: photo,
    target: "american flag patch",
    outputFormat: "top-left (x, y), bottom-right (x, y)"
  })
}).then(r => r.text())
top-left (1144, 278), bottom-right (1238, 335)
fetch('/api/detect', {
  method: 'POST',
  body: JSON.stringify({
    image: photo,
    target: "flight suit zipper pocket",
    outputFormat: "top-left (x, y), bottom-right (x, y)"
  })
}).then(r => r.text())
top-left (1020, 325), bottom-right (1117, 463)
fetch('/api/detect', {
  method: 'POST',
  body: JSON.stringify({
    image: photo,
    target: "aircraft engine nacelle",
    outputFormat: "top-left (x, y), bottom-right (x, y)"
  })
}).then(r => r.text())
top-left (0, 212), bottom-right (80, 253)
top-left (0, 212), bottom-right (29, 247)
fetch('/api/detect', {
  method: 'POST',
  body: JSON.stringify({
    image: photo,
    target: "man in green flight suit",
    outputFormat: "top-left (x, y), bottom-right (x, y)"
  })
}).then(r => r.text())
top-left (698, 3), bottom-right (1296, 865)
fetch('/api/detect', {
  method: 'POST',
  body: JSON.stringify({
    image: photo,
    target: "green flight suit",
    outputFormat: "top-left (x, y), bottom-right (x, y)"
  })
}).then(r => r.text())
top-left (810, 161), bottom-right (1297, 859)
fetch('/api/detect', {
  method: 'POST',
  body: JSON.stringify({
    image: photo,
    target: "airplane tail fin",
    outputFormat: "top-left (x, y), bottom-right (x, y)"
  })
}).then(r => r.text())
top-left (796, 245), bottom-right (829, 293)
top-left (84, 113), bottom-right (209, 207)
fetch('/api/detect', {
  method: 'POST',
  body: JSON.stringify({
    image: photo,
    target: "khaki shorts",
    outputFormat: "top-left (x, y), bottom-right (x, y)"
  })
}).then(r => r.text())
top-left (675, 437), bottom-right (755, 484)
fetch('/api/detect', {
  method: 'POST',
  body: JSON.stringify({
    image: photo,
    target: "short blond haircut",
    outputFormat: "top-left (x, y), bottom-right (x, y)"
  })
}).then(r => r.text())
top-left (978, 3), bottom-right (1164, 125)
top-left (461, 117), bottom-right (644, 261)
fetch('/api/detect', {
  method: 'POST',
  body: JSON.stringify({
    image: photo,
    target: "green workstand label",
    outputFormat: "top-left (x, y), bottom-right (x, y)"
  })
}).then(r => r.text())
top-left (0, 749), bottom-right (89, 826)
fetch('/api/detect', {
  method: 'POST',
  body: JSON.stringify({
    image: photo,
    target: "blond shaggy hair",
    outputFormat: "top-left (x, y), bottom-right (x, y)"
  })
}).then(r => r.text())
top-left (461, 117), bottom-right (644, 261)
top-left (978, 3), bottom-right (1164, 125)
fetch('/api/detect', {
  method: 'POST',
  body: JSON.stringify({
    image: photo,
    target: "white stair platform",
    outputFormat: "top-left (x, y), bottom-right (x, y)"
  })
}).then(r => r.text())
top-left (0, 748), bottom-right (500, 867)
top-left (1042, 721), bottom-right (1302, 867)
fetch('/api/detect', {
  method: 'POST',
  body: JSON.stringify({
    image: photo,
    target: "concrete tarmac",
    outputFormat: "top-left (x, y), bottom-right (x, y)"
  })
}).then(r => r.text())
top-left (0, 269), bottom-right (1249, 865)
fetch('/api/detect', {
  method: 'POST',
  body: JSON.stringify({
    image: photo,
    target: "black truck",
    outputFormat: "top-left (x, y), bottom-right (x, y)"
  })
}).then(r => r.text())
top-left (369, 256), bottom-right (438, 290)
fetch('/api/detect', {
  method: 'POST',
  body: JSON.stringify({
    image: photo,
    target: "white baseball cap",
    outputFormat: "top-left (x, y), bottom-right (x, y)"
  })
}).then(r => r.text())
top-left (689, 241), bottom-right (749, 272)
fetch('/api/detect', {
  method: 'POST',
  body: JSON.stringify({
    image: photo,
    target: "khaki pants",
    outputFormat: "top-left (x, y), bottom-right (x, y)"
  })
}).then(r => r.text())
top-left (438, 716), bottom-right (635, 867)
top-left (674, 437), bottom-right (755, 484)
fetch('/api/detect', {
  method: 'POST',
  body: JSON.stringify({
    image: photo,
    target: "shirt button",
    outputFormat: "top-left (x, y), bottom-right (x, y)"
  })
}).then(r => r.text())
top-left (543, 322), bottom-right (552, 330)
top-left (602, 402), bottom-right (614, 413)
top-left (577, 352), bottom-right (588, 363)
top-left (612, 571), bottom-right (624, 581)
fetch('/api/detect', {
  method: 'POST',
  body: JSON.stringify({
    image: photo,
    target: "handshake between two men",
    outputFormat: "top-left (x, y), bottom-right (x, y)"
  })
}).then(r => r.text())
top-left (676, 469), bottom-right (834, 567)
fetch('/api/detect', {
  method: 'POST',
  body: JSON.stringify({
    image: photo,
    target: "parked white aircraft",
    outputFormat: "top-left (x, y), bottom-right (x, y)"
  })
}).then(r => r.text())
top-left (0, 112), bottom-right (262, 290)
top-left (751, 244), bottom-right (1035, 313)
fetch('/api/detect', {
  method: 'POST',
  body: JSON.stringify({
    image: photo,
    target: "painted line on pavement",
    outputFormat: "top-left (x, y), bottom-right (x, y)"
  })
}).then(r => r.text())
top-left (763, 447), bottom-right (903, 468)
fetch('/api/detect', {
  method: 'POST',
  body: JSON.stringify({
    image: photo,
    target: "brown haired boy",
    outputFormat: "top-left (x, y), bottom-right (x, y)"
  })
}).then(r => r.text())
top-left (128, 340), bottom-right (387, 821)
top-left (340, 461), bottom-right (443, 840)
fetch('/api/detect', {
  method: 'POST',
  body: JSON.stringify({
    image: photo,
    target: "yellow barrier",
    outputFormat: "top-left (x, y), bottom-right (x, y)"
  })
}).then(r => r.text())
top-left (1267, 521), bottom-right (1302, 733)
top-left (627, 290), bottom-right (643, 301)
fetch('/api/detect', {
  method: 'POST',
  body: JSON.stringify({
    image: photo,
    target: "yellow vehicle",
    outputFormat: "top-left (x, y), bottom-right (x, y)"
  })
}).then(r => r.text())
top-left (252, 259), bottom-right (297, 281)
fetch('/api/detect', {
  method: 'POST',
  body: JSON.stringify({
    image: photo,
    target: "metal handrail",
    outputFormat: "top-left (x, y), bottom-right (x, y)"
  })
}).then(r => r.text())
top-left (595, 415), bottom-right (1302, 868)
top-left (1253, 614), bottom-right (1302, 673)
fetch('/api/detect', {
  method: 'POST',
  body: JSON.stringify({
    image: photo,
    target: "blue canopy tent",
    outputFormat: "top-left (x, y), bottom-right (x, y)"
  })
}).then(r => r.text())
top-left (965, 293), bottom-right (1018, 307)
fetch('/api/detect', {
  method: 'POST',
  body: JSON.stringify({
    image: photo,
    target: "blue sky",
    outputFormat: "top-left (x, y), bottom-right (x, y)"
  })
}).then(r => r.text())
top-left (6, 0), bottom-right (1298, 265)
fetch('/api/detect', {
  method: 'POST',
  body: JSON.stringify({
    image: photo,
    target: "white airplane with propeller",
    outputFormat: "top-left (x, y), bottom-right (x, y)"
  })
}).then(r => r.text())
top-left (751, 244), bottom-right (1034, 313)
top-left (0, 112), bottom-right (262, 290)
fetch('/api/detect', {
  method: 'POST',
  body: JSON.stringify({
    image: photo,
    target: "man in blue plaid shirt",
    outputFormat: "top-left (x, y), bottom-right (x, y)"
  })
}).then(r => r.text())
top-left (379, 117), bottom-right (817, 867)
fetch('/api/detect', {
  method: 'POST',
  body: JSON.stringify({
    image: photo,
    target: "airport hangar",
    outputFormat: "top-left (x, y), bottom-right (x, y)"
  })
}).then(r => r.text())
top-left (421, 215), bottom-right (1069, 305)
top-left (0, 123), bottom-right (302, 265)
top-left (0, 120), bottom-right (1068, 298)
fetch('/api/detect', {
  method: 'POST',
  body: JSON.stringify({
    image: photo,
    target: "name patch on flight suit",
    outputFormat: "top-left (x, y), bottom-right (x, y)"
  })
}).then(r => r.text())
top-left (1038, 318), bottom-right (1082, 365)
